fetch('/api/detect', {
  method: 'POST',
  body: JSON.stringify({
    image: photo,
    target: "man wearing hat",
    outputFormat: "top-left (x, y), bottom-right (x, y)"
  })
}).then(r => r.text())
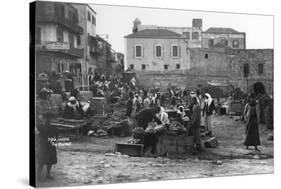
top-left (63, 96), bottom-right (84, 119)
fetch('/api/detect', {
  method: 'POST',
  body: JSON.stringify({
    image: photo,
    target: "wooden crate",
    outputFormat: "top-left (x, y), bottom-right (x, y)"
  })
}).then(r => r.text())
top-left (156, 134), bottom-right (194, 155)
top-left (115, 143), bottom-right (144, 156)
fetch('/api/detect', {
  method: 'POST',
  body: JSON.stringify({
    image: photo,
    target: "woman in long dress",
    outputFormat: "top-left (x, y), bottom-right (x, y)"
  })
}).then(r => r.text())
top-left (202, 93), bottom-right (216, 136)
top-left (244, 97), bottom-right (261, 151)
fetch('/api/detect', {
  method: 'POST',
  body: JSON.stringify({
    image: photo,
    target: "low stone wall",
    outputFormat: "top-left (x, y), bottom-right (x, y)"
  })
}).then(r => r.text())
top-left (135, 70), bottom-right (229, 90)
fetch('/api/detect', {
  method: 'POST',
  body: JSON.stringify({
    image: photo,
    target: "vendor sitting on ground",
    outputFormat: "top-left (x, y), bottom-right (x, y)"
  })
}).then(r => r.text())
top-left (177, 105), bottom-right (190, 122)
top-left (63, 96), bottom-right (84, 119)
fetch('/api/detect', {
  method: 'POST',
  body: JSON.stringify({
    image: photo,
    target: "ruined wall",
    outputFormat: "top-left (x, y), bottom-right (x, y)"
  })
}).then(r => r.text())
top-left (227, 49), bottom-right (273, 95)
top-left (202, 33), bottom-right (246, 49)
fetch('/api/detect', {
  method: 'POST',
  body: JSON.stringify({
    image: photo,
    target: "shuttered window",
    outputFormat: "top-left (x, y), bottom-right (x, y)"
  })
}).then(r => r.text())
top-left (258, 64), bottom-right (264, 74)
top-left (172, 45), bottom-right (179, 57)
top-left (192, 32), bottom-right (199, 40)
top-left (135, 45), bottom-right (142, 58)
top-left (243, 64), bottom-right (249, 77)
top-left (87, 11), bottom-right (91, 21)
top-left (156, 45), bottom-right (162, 57)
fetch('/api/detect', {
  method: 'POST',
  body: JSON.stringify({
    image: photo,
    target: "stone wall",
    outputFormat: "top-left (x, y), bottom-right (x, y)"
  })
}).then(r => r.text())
top-left (135, 48), bottom-right (229, 90)
top-left (227, 49), bottom-right (273, 95)
top-left (134, 48), bottom-right (274, 96)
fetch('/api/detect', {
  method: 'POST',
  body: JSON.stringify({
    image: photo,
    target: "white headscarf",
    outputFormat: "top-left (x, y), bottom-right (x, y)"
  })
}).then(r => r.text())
top-left (205, 93), bottom-right (213, 107)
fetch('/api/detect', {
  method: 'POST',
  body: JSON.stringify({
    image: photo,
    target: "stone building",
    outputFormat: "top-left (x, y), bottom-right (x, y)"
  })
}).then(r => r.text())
top-left (202, 28), bottom-right (246, 49)
top-left (35, 1), bottom-right (84, 88)
top-left (124, 18), bottom-right (273, 93)
top-left (72, 4), bottom-right (97, 88)
top-left (226, 49), bottom-right (273, 96)
top-left (124, 29), bottom-right (190, 71)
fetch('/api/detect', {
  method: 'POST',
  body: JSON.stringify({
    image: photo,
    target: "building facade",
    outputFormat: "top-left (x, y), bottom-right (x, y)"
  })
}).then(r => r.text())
top-left (227, 49), bottom-right (273, 96)
top-left (202, 27), bottom-right (246, 49)
top-left (124, 18), bottom-right (272, 93)
top-left (72, 4), bottom-right (97, 87)
top-left (125, 29), bottom-right (190, 72)
top-left (35, 1), bottom-right (84, 88)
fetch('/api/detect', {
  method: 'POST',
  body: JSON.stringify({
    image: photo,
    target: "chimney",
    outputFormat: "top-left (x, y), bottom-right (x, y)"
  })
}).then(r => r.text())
top-left (192, 18), bottom-right (202, 29)
top-left (132, 18), bottom-right (141, 33)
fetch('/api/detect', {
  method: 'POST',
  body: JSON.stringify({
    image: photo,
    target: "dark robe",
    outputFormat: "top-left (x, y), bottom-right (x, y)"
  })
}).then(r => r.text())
top-left (132, 108), bottom-right (162, 129)
top-left (202, 100), bottom-right (216, 116)
top-left (244, 102), bottom-right (261, 146)
top-left (126, 99), bottom-right (133, 117)
top-left (190, 103), bottom-right (201, 145)
top-left (36, 123), bottom-right (58, 165)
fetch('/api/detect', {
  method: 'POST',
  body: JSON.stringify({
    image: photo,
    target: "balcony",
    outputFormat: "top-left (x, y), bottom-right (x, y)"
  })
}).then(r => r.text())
top-left (36, 41), bottom-right (84, 58)
top-left (36, 15), bottom-right (83, 34)
top-left (36, 2), bottom-right (83, 34)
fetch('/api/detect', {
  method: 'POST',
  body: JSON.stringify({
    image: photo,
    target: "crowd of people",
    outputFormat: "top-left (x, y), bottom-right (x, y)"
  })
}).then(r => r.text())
top-left (35, 72), bottom-right (273, 181)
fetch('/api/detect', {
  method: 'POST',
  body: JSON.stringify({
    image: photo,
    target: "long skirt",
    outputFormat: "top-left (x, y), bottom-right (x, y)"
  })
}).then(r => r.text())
top-left (192, 126), bottom-right (201, 146)
top-left (244, 117), bottom-right (261, 146)
top-left (37, 137), bottom-right (57, 165)
top-left (204, 115), bottom-right (213, 132)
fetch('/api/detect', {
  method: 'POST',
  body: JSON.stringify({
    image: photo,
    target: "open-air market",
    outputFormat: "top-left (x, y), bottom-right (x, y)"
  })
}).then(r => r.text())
top-left (32, 1), bottom-right (274, 187)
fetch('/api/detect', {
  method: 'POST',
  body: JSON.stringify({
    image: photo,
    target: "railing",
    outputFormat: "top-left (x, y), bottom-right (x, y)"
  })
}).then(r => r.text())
top-left (69, 45), bottom-right (84, 58)
top-left (37, 41), bottom-right (83, 58)
top-left (73, 77), bottom-right (82, 88)
top-left (36, 14), bottom-right (83, 34)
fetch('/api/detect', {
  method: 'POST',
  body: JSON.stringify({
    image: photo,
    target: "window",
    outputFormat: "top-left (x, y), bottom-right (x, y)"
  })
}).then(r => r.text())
top-left (192, 32), bottom-right (199, 40)
top-left (56, 27), bottom-right (63, 42)
top-left (155, 45), bottom-right (162, 57)
top-left (176, 64), bottom-right (180, 69)
top-left (208, 39), bottom-right (214, 48)
top-left (77, 35), bottom-right (81, 46)
top-left (130, 64), bottom-right (134, 70)
top-left (232, 40), bottom-right (240, 48)
top-left (142, 64), bottom-right (146, 70)
top-left (36, 27), bottom-right (41, 44)
top-left (164, 65), bottom-right (168, 70)
top-left (135, 45), bottom-right (142, 58)
top-left (205, 53), bottom-right (208, 59)
top-left (172, 45), bottom-right (179, 57)
top-left (87, 11), bottom-right (91, 21)
top-left (243, 64), bottom-right (249, 77)
top-left (183, 32), bottom-right (190, 40)
top-left (92, 15), bottom-right (96, 25)
top-left (258, 64), bottom-right (264, 74)
top-left (221, 38), bottom-right (228, 47)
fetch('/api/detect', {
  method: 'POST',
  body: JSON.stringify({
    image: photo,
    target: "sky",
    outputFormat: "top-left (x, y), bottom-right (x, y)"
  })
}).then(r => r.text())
top-left (91, 4), bottom-right (273, 53)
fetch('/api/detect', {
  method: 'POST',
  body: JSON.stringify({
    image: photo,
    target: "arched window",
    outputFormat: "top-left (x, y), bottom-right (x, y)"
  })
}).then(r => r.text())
top-left (232, 40), bottom-right (240, 48)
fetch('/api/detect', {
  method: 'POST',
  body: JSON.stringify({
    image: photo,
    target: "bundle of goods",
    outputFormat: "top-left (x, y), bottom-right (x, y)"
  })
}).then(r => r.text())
top-left (88, 129), bottom-right (108, 137)
top-left (89, 112), bottom-right (128, 133)
top-left (127, 138), bottom-right (142, 144)
top-left (167, 121), bottom-right (187, 134)
top-left (132, 127), bottom-right (145, 139)
top-left (145, 122), bottom-right (157, 133)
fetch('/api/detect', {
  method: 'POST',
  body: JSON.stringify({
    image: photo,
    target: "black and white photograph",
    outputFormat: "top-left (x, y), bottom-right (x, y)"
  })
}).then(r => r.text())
top-left (30, 1), bottom-right (274, 188)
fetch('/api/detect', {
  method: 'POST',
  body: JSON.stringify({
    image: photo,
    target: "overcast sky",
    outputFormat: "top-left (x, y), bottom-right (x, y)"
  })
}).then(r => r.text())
top-left (91, 4), bottom-right (273, 53)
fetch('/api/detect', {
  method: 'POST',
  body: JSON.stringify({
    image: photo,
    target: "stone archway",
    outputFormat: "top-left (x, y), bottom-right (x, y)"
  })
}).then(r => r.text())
top-left (253, 82), bottom-right (266, 96)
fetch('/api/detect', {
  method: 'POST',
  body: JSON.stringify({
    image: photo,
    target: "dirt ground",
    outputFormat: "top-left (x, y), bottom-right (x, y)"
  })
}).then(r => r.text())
top-left (37, 115), bottom-right (274, 187)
